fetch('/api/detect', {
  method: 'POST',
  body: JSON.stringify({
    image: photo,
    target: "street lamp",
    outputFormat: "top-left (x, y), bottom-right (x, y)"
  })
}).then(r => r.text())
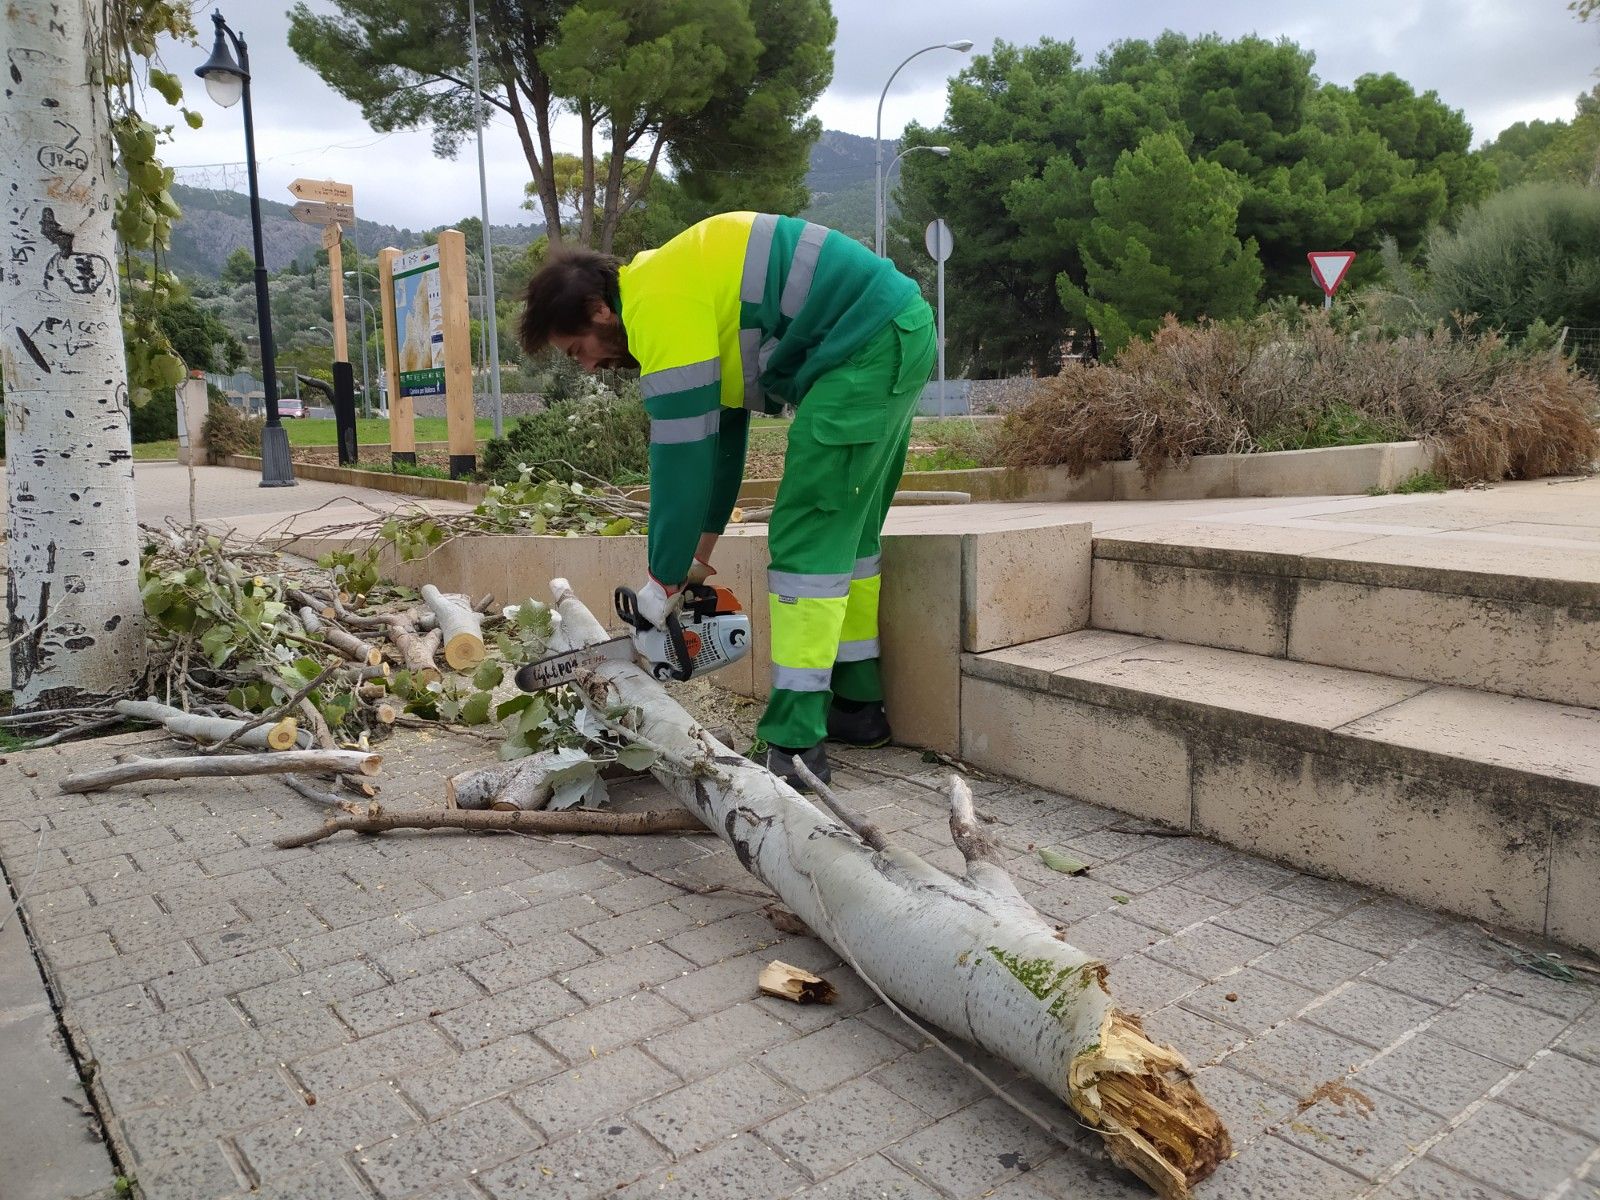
top-left (344, 267), bottom-right (378, 417)
top-left (343, 292), bottom-right (378, 419)
top-left (875, 41), bottom-right (972, 257)
top-left (196, 10), bottom-right (294, 486)
top-left (887, 144), bottom-right (950, 185)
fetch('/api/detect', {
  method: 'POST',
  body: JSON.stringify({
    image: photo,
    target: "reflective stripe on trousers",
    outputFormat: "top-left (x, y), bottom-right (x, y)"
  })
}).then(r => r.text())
top-left (836, 558), bottom-right (881, 665)
top-left (768, 569), bottom-right (850, 693)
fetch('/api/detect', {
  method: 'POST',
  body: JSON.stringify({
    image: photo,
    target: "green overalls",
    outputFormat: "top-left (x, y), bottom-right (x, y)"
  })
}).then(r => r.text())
top-left (619, 212), bottom-right (936, 750)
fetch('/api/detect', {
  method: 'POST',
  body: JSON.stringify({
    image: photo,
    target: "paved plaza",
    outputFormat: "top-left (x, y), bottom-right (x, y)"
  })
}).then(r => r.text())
top-left (1, 729), bottom-right (1596, 1200)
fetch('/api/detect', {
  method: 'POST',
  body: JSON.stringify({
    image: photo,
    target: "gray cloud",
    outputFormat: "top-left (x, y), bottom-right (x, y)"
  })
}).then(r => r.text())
top-left (163, 0), bottom-right (1599, 229)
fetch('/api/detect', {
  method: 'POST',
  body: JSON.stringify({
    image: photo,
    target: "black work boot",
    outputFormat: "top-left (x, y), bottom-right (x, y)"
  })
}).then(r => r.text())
top-left (827, 698), bottom-right (892, 748)
top-left (765, 742), bottom-right (832, 793)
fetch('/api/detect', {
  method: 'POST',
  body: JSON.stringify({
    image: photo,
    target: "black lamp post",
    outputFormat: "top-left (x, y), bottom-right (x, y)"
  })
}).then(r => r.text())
top-left (196, 10), bottom-right (295, 486)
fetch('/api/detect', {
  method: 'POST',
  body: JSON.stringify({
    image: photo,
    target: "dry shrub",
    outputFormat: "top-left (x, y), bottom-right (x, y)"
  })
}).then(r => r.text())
top-left (997, 311), bottom-right (1600, 484)
top-left (203, 397), bottom-right (263, 463)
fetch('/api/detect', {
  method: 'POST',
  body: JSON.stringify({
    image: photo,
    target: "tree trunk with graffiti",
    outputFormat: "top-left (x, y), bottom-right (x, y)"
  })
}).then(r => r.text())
top-left (1, 0), bottom-right (146, 708)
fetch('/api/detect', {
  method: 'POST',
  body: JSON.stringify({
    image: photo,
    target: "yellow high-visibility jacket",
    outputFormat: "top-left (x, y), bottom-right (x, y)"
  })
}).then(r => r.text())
top-left (618, 212), bottom-right (918, 584)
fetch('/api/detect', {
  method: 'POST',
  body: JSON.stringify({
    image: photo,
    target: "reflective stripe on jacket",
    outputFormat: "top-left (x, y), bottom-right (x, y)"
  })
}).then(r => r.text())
top-left (619, 212), bottom-right (918, 584)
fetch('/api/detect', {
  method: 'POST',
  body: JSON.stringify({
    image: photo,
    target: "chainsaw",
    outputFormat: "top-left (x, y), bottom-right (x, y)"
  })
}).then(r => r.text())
top-left (514, 582), bottom-right (751, 692)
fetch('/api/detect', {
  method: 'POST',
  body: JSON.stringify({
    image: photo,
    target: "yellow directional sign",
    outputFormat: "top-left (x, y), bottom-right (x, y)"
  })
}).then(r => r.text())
top-left (289, 178), bottom-right (354, 206)
top-left (292, 200), bottom-right (355, 226)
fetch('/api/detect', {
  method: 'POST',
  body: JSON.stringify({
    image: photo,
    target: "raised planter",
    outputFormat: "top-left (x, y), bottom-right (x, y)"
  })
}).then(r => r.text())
top-left (732, 440), bottom-right (1436, 505)
top-left (297, 511), bottom-right (1095, 755)
top-left (223, 455), bottom-right (487, 503)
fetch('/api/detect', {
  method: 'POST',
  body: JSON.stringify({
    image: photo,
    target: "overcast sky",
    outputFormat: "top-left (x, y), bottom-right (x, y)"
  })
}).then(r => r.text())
top-left (162, 0), bottom-right (1599, 230)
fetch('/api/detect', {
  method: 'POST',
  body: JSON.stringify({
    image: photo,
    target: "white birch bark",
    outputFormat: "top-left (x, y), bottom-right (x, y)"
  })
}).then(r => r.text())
top-left (546, 579), bottom-right (1229, 1198)
top-left (1, 0), bottom-right (146, 708)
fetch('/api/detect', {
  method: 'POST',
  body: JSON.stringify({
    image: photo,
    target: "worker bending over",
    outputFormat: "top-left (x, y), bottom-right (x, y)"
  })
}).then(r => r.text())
top-left (517, 212), bottom-right (935, 789)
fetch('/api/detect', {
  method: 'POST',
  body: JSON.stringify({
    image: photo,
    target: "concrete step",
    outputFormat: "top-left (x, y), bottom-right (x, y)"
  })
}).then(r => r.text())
top-left (1090, 519), bottom-right (1600, 709)
top-left (959, 630), bottom-right (1600, 954)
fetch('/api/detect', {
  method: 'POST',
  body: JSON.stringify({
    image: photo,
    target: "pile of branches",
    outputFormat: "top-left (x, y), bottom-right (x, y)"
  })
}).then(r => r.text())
top-left (2, 522), bottom-right (499, 759)
top-left (6, 519), bottom-right (680, 818)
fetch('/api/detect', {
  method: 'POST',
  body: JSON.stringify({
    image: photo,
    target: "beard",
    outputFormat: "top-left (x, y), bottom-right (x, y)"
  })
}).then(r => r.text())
top-left (596, 323), bottom-right (638, 371)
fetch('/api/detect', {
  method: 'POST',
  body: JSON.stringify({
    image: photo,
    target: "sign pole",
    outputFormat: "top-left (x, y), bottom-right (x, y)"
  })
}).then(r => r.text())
top-left (437, 229), bottom-right (476, 478)
top-left (327, 229), bottom-right (349, 362)
top-left (924, 218), bottom-right (954, 417)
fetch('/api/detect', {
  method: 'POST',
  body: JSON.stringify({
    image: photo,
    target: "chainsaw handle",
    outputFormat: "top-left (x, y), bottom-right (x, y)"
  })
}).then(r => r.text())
top-left (614, 586), bottom-right (694, 681)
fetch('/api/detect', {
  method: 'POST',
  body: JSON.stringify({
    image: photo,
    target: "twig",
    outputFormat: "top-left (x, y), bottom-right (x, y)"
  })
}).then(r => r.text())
top-left (279, 774), bottom-right (362, 813)
top-left (26, 715), bottom-right (125, 747)
top-left (1474, 923), bottom-right (1600, 979)
top-left (275, 805), bottom-right (707, 849)
top-left (791, 755), bottom-right (887, 850)
top-left (61, 749), bottom-right (381, 794)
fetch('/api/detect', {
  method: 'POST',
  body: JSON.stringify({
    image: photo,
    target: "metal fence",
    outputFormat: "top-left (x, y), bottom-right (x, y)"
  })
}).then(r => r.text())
top-left (1560, 327), bottom-right (1600, 377)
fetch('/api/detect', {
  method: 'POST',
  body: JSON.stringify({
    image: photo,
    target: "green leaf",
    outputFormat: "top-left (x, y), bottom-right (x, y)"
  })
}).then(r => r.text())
top-left (199, 624), bottom-right (233, 668)
top-left (600, 517), bottom-right (634, 536)
top-left (496, 694), bottom-right (534, 721)
top-left (1038, 849), bottom-right (1087, 876)
top-left (460, 691), bottom-right (493, 725)
top-left (615, 744), bottom-right (657, 771)
top-left (472, 661), bottom-right (504, 691)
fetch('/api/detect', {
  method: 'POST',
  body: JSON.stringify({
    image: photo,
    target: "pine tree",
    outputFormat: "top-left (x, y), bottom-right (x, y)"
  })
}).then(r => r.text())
top-left (1060, 132), bottom-right (1263, 356)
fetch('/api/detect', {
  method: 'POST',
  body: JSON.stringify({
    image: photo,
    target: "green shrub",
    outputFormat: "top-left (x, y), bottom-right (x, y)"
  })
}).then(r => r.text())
top-left (1254, 401), bottom-right (1405, 452)
top-left (203, 396), bottom-right (262, 462)
top-left (1420, 183), bottom-right (1600, 333)
top-left (130, 387), bottom-right (179, 443)
top-left (353, 460), bottom-right (452, 481)
top-left (480, 377), bottom-right (650, 484)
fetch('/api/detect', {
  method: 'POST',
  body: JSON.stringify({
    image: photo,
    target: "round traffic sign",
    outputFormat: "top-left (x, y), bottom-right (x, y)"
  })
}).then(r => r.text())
top-left (924, 219), bottom-right (953, 263)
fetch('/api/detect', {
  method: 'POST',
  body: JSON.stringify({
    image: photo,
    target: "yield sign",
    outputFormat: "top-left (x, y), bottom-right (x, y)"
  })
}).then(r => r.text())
top-left (1307, 250), bottom-right (1356, 297)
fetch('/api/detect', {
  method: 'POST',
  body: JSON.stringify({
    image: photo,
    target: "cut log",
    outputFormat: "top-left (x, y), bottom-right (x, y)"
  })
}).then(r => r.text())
top-left (61, 750), bottom-right (381, 794)
top-left (545, 578), bottom-right (1228, 1199)
top-left (320, 621), bottom-right (383, 666)
top-left (422, 585), bottom-right (485, 670)
top-left (113, 700), bottom-right (308, 752)
top-left (274, 805), bottom-right (706, 849)
top-left (386, 617), bottom-right (441, 686)
top-left (446, 749), bottom-right (579, 811)
top-left (759, 960), bottom-right (838, 1005)
top-left (266, 717), bottom-right (301, 751)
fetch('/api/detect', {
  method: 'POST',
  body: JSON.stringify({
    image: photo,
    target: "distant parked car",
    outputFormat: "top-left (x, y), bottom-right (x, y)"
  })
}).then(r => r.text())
top-left (278, 397), bottom-right (305, 419)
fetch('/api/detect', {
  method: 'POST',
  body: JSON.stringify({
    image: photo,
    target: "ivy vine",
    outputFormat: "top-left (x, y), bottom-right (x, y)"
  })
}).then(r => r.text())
top-left (101, 1), bottom-right (203, 405)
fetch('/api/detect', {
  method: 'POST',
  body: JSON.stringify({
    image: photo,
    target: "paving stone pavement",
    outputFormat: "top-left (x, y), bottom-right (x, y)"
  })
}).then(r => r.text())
top-left (2, 729), bottom-right (1597, 1200)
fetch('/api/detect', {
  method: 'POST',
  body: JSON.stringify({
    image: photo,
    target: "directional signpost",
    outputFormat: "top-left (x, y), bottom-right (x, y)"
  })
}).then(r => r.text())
top-left (290, 179), bottom-right (358, 463)
top-left (1307, 250), bottom-right (1357, 310)
top-left (292, 201), bottom-right (356, 228)
top-left (289, 177), bottom-right (353, 206)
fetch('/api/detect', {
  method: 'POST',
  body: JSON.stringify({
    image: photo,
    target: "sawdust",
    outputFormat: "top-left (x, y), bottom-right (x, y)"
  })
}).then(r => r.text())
top-left (663, 675), bottom-right (764, 749)
top-left (1296, 1079), bottom-right (1375, 1115)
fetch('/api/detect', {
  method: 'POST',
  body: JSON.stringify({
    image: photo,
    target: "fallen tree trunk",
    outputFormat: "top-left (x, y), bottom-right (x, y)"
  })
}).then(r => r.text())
top-left (545, 578), bottom-right (1228, 1198)
top-left (61, 750), bottom-right (381, 794)
top-left (273, 804), bottom-right (705, 849)
top-left (114, 700), bottom-right (304, 751)
top-left (422, 584), bottom-right (486, 670)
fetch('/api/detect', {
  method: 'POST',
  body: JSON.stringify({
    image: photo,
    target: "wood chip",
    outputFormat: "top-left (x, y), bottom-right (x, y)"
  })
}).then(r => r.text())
top-left (758, 960), bottom-right (838, 1005)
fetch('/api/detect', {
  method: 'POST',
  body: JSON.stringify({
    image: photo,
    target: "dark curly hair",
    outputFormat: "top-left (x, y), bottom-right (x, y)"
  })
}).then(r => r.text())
top-left (517, 245), bottom-right (621, 355)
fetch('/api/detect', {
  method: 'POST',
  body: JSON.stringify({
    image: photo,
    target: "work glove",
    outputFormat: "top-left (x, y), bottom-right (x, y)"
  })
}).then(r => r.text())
top-left (685, 557), bottom-right (715, 587)
top-left (635, 576), bottom-right (682, 630)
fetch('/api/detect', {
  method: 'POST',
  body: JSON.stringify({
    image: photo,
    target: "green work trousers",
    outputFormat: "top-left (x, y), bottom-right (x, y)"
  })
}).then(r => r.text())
top-left (755, 298), bottom-right (937, 750)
